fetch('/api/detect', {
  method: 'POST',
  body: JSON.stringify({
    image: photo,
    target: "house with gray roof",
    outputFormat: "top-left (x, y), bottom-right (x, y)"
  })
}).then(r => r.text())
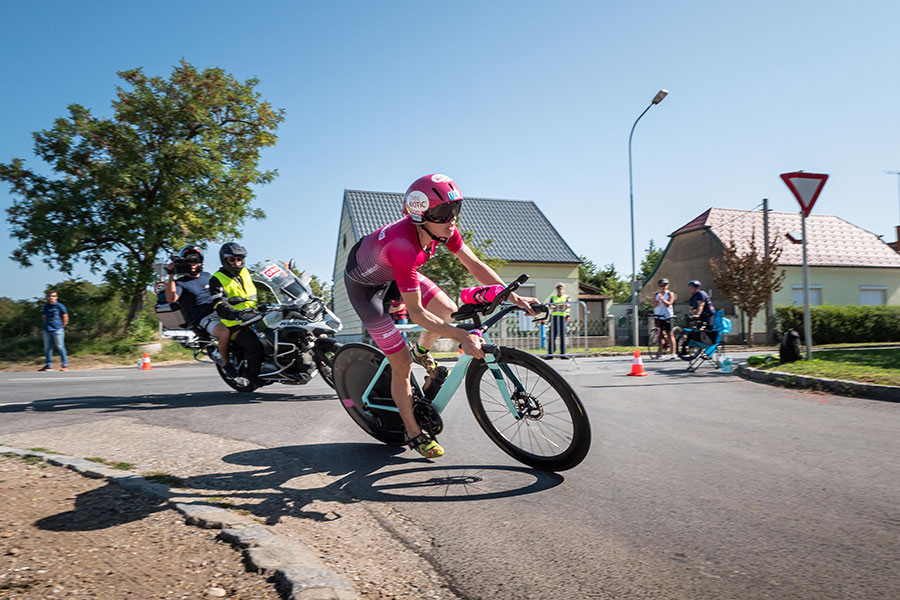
top-left (331, 189), bottom-right (582, 343)
top-left (641, 207), bottom-right (900, 343)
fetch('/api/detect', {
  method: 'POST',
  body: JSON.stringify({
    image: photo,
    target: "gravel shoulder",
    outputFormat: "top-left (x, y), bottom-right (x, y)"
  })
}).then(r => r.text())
top-left (0, 453), bottom-right (280, 599)
top-left (0, 420), bottom-right (463, 600)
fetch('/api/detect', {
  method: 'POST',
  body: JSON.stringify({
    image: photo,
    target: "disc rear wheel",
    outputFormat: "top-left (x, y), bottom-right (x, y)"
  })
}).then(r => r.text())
top-left (332, 343), bottom-right (406, 446)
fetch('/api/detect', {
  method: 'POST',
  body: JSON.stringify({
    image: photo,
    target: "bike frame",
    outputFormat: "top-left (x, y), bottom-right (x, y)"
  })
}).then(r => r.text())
top-left (360, 306), bottom-right (527, 420)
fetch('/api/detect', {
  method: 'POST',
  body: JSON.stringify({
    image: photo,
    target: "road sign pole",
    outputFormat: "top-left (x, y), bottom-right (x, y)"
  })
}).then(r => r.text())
top-left (800, 213), bottom-right (812, 360)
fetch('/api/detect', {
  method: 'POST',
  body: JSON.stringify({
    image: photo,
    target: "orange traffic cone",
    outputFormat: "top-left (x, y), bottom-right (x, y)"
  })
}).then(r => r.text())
top-left (140, 352), bottom-right (153, 371)
top-left (627, 350), bottom-right (648, 376)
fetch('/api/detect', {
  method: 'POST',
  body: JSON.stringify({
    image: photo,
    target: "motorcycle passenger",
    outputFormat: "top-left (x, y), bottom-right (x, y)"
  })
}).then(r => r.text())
top-left (344, 174), bottom-right (538, 459)
top-left (164, 246), bottom-right (232, 362)
top-left (209, 243), bottom-right (264, 385)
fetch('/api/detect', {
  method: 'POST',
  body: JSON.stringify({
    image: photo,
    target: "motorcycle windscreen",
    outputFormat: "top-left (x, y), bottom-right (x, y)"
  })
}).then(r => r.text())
top-left (253, 262), bottom-right (312, 304)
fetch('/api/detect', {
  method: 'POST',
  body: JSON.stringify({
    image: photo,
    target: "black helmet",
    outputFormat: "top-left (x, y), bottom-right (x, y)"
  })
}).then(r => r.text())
top-left (177, 245), bottom-right (204, 265)
top-left (658, 278), bottom-right (669, 285)
top-left (219, 242), bottom-right (247, 276)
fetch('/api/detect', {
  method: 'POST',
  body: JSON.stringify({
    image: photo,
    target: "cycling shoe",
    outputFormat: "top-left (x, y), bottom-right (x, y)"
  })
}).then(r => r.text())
top-left (406, 431), bottom-right (444, 459)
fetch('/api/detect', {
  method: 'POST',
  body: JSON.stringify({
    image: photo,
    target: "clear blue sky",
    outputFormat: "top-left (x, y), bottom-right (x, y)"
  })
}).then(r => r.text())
top-left (2, 0), bottom-right (899, 301)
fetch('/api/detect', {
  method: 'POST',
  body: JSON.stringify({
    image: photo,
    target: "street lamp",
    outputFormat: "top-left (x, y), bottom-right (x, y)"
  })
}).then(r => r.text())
top-left (628, 89), bottom-right (668, 347)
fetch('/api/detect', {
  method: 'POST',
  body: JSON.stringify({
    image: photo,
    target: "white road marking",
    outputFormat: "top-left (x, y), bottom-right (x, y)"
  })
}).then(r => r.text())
top-left (6, 376), bottom-right (128, 382)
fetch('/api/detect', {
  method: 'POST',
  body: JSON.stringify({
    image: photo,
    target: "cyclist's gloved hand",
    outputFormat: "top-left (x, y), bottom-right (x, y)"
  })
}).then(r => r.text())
top-left (460, 333), bottom-right (485, 360)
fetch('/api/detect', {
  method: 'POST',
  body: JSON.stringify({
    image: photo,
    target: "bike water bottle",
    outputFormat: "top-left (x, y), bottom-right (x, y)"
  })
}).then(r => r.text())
top-left (460, 284), bottom-right (504, 304)
top-left (719, 355), bottom-right (733, 374)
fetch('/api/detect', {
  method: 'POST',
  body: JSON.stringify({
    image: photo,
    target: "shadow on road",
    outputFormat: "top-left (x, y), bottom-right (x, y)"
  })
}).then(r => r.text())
top-left (175, 443), bottom-right (563, 525)
top-left (32, 443), bottom-right (562, 531)
top-left (0, 391), bottom-right (334, 414)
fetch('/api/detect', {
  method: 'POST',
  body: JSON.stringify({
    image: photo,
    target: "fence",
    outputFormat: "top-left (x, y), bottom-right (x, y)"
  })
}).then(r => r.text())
top-left (489, 301), bottom-right (615, 357)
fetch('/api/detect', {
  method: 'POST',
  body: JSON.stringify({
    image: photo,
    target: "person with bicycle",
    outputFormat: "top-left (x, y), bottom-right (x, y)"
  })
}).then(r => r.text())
top-left (344, 174), bottom-right (538, 459)
top-left (688, 280), bottom-right (715, 329)
top-left (651, 278), bottom-right (676, 358)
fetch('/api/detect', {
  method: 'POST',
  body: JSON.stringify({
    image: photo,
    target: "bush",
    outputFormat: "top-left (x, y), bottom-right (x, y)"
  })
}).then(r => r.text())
top-left (775, 305), bottom-right (900, 344)
top-left (0, 279), bottom-right (160, 361)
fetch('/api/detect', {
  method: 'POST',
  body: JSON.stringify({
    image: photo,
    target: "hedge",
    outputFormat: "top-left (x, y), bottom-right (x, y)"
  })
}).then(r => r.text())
top-left (775, 305), bottom-right (900, 344)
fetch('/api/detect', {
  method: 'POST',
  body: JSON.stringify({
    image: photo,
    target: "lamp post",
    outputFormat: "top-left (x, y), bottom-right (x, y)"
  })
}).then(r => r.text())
top-left (628, 89), bottom-right (668, 347)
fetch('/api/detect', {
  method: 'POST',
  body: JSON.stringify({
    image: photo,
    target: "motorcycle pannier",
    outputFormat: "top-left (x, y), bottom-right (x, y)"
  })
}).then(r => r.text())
top-left (155, 302), bottom-right (189, 329)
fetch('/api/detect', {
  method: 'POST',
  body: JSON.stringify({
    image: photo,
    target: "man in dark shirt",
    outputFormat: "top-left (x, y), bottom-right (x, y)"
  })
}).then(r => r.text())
top-left (39, 290), bottom-right (68, 371)
top-left (164, 246), bottom-right (230, 367)
top-left (688, 280), bottom-right (716, 329)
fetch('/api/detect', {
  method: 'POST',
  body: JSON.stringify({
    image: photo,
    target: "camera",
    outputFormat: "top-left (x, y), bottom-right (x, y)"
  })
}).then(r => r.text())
top-left (169, 254), bottom-right (200, 275)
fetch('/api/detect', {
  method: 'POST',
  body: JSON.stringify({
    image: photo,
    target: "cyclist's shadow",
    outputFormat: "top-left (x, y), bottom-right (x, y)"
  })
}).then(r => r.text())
top-left (178, 443), bottom-right (564, 525)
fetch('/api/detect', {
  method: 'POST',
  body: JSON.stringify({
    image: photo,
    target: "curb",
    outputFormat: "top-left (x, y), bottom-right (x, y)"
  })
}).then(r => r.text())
top-left (735, 363), bottom-right (900, 402)
top-left (0, 446), bottom-right (360, 600)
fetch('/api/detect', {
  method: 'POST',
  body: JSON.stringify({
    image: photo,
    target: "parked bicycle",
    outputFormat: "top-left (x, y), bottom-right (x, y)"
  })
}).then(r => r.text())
top-left (331, 275), bottom-right (592, 472)
top-left (677, 310), bottom-right (731, 371)
top-left (648, 315), bottom-right (683, 360)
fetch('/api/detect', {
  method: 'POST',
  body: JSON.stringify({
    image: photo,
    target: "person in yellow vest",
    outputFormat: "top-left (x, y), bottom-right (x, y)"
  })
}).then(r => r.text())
top-left (545, 283), bottom-right (571, 359)
top-left (208, 242), bottom-right (264, 384)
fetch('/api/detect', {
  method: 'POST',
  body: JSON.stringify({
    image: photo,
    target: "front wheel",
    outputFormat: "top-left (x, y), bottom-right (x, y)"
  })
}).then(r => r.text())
top-left (647, 328), bottom-right (660, 359)
top-left (465, 348), bottom-right (591, 471)
top-left (676, 332), bottom-right (700, 361)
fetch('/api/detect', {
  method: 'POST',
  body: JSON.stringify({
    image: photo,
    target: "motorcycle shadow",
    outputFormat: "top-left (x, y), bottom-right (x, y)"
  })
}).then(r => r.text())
top-left (0, 391), bottom-right (332, 414)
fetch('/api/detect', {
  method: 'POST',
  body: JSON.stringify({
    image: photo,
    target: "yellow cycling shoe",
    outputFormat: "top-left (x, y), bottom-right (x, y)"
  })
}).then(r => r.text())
top-left (407, 432), bottom-right (444, 459)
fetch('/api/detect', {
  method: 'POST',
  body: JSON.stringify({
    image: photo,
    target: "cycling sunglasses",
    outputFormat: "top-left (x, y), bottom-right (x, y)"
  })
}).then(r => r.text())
top-left (423, 200), bottom-right (462, 224)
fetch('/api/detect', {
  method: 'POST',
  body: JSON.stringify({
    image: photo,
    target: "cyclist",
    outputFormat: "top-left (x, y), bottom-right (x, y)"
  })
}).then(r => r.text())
top-left (209, 243), bottom-right (264, 385)
top-left (344, 173), bottom-right (538, 459)
top-left (688, 280), bottom-right (715, 329)
top-left (651, 278), bottom-right (676, 358)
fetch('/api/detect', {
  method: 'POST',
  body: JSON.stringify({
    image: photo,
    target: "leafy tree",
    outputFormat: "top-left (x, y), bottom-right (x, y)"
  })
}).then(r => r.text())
top-left (638, 239), bottom-right (664, 284)
top-left (709, 231), bottom-right (786, 346)
top-left (579, 257), bottom-right (630, 303)
top-left (1, 60), bottom-right (285, 329)
top-left (419, 228), bottom-right (504, 302)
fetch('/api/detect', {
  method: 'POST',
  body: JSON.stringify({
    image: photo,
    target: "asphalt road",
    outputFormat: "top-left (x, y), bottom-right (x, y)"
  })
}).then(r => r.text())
top-left (1, 355), bottom-right (898, 599)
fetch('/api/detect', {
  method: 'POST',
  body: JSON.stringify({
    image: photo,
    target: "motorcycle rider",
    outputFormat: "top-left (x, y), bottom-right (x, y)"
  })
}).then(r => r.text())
top-left (344, 173), bottom-right (538, 458)
top-left (208, 242), bottom-right (264, 385)
top-left (164, 246), bottom-right (231, 364)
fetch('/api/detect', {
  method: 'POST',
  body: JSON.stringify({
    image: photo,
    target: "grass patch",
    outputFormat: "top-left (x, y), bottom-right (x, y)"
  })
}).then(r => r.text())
top-left (142, 471), bottom-right (185, 487)
top-left (27, 447), bottom-right (60, 454)
top-left (753, 348), bottom-right (900, 387)
top-left (84, 456), bottom-right (134, 470)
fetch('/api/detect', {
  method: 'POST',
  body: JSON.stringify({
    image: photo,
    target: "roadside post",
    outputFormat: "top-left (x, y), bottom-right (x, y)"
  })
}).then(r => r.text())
top-left (780, 171), bottom-right (829, 360)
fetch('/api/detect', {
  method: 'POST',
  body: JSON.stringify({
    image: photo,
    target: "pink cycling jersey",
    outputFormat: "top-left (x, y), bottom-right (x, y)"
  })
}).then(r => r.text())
top-left (346, 217), bottom-right (463, 292)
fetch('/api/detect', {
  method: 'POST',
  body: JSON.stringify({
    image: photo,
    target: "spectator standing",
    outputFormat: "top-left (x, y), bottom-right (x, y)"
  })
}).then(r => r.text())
top-left (546, 283), bottom-right (571, 359)
top-left (652, 278), bottom-right (677, 358)
top-left (40, 290), bottom-right (68, 371)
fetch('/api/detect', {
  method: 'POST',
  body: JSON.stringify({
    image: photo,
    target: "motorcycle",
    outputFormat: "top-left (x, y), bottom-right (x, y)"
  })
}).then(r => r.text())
top-left (155, 259), bottom-right (343, 393)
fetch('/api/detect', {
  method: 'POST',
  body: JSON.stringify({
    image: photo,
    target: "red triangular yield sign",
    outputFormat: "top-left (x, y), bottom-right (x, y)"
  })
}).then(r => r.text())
top-left (780, 171), bottom-right (828, 217)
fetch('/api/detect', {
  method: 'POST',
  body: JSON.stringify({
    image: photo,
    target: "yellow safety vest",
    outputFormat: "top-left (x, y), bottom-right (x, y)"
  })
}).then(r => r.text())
top-left (212, 268), bottom-right (258, 328)
top-left (550, 294), bottom-right (570, 317)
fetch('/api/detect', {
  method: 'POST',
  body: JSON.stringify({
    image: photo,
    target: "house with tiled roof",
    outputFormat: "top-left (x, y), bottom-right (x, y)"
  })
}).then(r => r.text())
top-left (331, 189), bottom-right (582, 343)
top-left (641, 208), bottom-right (900, 343)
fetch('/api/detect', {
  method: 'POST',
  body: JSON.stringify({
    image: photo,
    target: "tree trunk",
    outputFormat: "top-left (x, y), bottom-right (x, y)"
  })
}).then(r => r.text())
top-left (125, 286), bottom-right (145, 332)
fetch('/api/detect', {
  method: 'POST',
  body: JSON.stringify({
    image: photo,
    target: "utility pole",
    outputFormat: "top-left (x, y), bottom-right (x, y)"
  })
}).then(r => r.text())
top-left (763, 198), bottom-right (774, 344)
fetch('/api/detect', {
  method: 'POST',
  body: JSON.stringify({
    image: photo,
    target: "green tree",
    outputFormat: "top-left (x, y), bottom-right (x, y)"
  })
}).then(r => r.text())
top-left (419, 229), bottom-right (504, 302)
top-left (579, 257), bottom-right (630, 303)
top-left (1, 60), bottom-right (285, 328)
top-left (709, 231), bottom-right (786, 346)
top-left (638, 239), bottom-right (664, 284)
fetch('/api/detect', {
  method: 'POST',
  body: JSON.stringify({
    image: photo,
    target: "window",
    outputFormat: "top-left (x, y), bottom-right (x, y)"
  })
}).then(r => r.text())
top-left (791, 285), bottom-right (822, 306)
top-left (859, 286), bottom-right (887, 306)
top-left (517, 283), bottom-right (536, 299)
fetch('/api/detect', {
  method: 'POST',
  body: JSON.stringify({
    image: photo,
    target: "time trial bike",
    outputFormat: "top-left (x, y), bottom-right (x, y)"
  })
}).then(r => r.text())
top-left (331, 275), bottom-right (592, 472)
